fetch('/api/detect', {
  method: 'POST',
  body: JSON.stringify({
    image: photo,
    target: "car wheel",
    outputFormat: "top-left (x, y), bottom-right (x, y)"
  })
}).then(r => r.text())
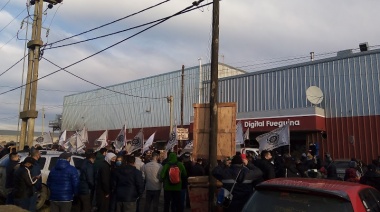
top-left (36, 184), bottom-right (49, 209)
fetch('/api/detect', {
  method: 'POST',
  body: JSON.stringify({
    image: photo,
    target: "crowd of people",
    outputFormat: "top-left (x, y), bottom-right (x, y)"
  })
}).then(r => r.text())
top-left (2, 143), bottom-right (380, 212)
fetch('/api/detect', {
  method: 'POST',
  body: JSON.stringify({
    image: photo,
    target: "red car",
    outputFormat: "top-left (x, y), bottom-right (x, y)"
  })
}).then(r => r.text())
top-left (242, 178), bottom-right (380, 212)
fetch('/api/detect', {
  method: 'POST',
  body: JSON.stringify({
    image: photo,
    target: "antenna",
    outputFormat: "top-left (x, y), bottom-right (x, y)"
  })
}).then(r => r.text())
top-left (306, 86), bottom-right (324, 105)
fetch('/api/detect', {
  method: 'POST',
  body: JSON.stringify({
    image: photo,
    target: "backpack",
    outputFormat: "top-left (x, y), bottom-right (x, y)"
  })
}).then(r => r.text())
top-left (168, 164), bottom-right (181, 184)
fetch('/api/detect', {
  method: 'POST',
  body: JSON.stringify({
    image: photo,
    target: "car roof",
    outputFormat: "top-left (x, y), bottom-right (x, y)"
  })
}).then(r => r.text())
top-left (257, 178), bottom-right (372, 201)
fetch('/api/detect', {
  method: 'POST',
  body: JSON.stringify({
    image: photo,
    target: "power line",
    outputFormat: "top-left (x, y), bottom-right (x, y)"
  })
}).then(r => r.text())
top-left (43, 2), bottom-right (211, 51)
top-left (0, 1), bottom-right (208, 97)
top-left (0, 32), bottom-right (17, 50)
top-left (0, 7), bottom-right (26, 34)
top-left (0, 54), bottom-right (29, 78)
top-left (0, 0), bottom-right (11, 13)
top-left (45, 0), bottom-right (171, 47)
top-left (43, 57), bottom-right (166, 99)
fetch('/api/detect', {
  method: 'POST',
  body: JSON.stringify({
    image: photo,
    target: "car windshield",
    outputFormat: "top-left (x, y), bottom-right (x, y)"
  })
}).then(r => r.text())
top-left (335, 161), bottom-right (350, 169)
top-left (243, 190), bottom-right (354, 212)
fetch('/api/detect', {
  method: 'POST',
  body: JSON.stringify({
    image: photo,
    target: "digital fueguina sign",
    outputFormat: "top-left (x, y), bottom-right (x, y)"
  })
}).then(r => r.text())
top-left (244, 120), bottom-right (301, 129)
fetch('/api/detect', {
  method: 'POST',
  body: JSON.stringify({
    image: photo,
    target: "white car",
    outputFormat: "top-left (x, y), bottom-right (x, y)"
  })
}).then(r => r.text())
top-left (241, 147), bottom-right (260, 158)
top-left (0, 150), bottom-right (84, 209)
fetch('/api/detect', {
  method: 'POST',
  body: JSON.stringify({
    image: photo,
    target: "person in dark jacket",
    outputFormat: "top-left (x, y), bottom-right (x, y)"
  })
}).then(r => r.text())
top-left (113, 155), bottom-right (144, 212)
top-left (324, 153), bottom-right (338, 180)
top-left (47, 152), bottom-right (79, 212)
top-left (29, 149), bottom-right (42, 212)
top-left (212, 154), bottom-right (263, 212)
top-left (192, 158), bottom-right (205, 176)
top-left (5, 152), bottom-right (20, 204)
top-left (360, 164), bottom-right (380, 191)
top-left (94, 148), bottom-right (107, 174)
top-left (13, 157), bottom-right (38, 210)
top-left (283, 155), bottom-right (300, 178)
top-left (254, 150), bottom-right (275, 181)
top-left (79, 153), bottom-right (96, 212)
top-left (96, 152), bottom-right (116, 212)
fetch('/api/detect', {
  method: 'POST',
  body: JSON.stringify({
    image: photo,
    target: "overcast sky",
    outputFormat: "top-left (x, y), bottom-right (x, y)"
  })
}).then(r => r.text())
top-left (0, 0), bottom-right (380, 132)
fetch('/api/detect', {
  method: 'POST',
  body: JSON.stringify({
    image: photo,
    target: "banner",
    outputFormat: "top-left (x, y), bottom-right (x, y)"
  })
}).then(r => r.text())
top-left (127, 129), bottom-right (144, 154)
top-left (143, 132), bottom-right (156, 153)
top-left (113, 124), bottom-right (126, 152)
top-left (165, 125), bottom-right (178, 151)
top-left (79, 127), bottom-right (88, 143)
top-left (94, 130), bottom-right (108, 152)
top-left (35, 132), bottom-right (53, 146)
top-left (183, 140), bottom-right (193, 150)
top-left (256, 124), bottom-right (290, 152)
top-left (58, 130), bottom-right (66, 146)
top-left (236, 121), bottom-right (244, 145)
top-left (244, 128), bottom-right (250, 140)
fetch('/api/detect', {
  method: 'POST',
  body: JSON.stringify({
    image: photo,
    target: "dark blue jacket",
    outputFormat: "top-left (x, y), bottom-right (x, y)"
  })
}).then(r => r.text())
top-left (79, 159), bottom-right (95, 195)
top-left (47, 159), bottom-right (79, 201)
top-left (5, 160), bottom-right (19, 188)
top-left (112, 165), bottom-right (144, 202)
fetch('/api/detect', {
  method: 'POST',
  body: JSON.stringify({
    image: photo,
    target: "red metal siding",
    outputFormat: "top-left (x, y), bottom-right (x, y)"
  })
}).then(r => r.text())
top-left (323, 115), bottom-right (380, 164)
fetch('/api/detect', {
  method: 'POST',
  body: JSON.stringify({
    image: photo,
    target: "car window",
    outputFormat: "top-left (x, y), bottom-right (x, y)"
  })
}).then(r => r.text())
top-left (243, 190), bottom-right (354, 212)
top-left (72, 157), bottom-right (84, 170)
top-left (38, 157), bottom-right (46, 170)
top-left (359, 188), bottom-right (380, 211)
top-left (49, 157), bottom-right (59, 170)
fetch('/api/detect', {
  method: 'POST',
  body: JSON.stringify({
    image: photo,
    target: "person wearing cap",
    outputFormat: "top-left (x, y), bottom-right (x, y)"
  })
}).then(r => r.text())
top-left (241, 154), bottom-right (255, 170)
top-left (96, 152), bottom-right (116, 212)
top-left (13, 157), bottom-right (38, 210)
top-left (212, 154), bottom-right (263, 212)
top-left (47, 152), bottom-right (79, 212)
top-left (29, 148), bottom-right (42, 212)
top-left (141, 152), bottom-right (162, 212)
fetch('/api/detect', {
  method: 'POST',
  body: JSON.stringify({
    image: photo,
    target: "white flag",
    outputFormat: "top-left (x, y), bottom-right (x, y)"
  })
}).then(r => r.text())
top-left (256, 124), bottom-right (290, 152)
top-left (143, 132), bottom-right (156, 153)
top-left (236, 121), bottom-right (244, 145)
top-left (113, 125), bottom-right (126, 152)
top-left (58, 130), bottom-right (67, 146)
top-left (165, 125), bottom-right (178, 151)
top-left (79, 127), bottom-right (88, 143)
top-left (94, 130), bottom-right (108, 152)
top-left (183, 140), bottom-right (193, 150)
top-left (34, 132), bottom-right (53, 146)
top-left (66, 131), bottom-right (86, 153)
top-left (127, 129), bottom-right (144, 154)
top-left (244, 128), bottom-right (250, 140)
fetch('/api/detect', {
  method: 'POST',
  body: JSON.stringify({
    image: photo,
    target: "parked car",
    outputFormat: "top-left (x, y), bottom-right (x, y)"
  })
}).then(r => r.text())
top-left (0, 150), bottom-right (84, 209)
top-left (335, 159), bottom-right (352, 180)
top-left (242, 178), bottom-right (380, 212)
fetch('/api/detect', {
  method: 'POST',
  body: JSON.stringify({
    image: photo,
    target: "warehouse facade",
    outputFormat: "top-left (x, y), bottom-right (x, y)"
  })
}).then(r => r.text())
top-left (61, 47), bottom-right (380, 163)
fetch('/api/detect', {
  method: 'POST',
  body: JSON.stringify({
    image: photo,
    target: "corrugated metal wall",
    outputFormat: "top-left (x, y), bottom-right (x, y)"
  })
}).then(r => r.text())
top-left (204, 50), bottom-right (380, 118)
top-left (61, 63), bottom-right (245, 131)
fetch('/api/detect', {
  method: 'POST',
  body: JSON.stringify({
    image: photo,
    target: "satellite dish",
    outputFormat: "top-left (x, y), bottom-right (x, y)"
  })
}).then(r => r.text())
top-left (306, 86), bottom-right (324, 105)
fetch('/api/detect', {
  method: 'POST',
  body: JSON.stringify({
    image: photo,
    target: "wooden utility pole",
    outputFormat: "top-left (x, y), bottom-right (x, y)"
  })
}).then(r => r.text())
top-left (19, 0), bottom-right (62, 148)
top-left (209, 0), bottom-right (220, 211)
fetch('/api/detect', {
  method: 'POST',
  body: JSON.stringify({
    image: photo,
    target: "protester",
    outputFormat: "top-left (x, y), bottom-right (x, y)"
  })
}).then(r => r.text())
top-left (96, 152), bottom-right (116, 212)
top-left (324, 153), bottom-right (338, 180)
top-left (360, 164), bottom-right (380, 191)
top-left (192, 158), bottom-right (205, 176)
top-left (141, 152), bottom-right (162, 212)
top-left (134, 152), bottom-right (145, 171)
top-left (113, 155), bottom-right (144, 212)
top-left (110, 154), bottom-right (125, 212)
top-left (283, 154), bottom-right (300, 178)
top-left (13, 157), bottom-right (38, 210)
top-left (5, 152), bottom-right (20, 204)
top-left (94, 148), bottom-right (107, 173)
top-left (79, 152), bottom-right (96, 212)
top-left (47, 152), bottom-right (79, 212)
top-left (254, 150), bottom-right (275, 180)
top-left (212, 154), bottom-right (263, 212)
top-left (344, 161), bottom-right (360, 183)
top-left (29, 148), bottom-right (42, 212)
top-left (241, 154), bottom-right (255, 170)
top-left (160, 152), bottom-right (187, 212)
top-left (181, 152), bottom-right (192, 209)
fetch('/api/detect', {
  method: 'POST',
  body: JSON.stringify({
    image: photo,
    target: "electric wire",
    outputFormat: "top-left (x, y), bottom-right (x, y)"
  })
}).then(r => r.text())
top-left (0, 54), bottom-right (29, 77)
top-left (0, 32), bottom-right (17, 50)
top-left (0, 1), bottom-right (207, 98)
top-left (43, 2), bottom-right (211, 51)
top-left (45, 0), bottom-right (171, 47)
top-left (0, 0), bottom-right (11, 13)
top-left (0, 7), bottom-right (26, 34)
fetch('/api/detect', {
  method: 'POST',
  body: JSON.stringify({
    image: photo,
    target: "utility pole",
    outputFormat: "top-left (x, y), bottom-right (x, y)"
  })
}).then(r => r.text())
top-left (167, 96), bottom-right (174, 134)
top-left (181, 65), bottom-right (184, 128)
top-left (209, 0), bottom-right (220, 211)
top-left (19, 0), bottom-right (62, 149)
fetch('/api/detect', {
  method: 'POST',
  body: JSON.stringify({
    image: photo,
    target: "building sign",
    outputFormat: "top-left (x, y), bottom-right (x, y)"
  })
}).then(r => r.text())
top-left (177, 128), bottom-right (189, 140)
top-left (245, 120), bottom-right (300, 129)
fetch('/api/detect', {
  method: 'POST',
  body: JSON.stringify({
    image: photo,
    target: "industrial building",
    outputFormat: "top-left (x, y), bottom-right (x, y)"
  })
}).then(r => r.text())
top-left (61, 44), bottom-right (380, 163)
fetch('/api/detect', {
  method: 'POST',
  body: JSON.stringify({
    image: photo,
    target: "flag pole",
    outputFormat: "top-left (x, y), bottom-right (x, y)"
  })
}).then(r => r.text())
top-left (288, 123), bottom-right (291, 155)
